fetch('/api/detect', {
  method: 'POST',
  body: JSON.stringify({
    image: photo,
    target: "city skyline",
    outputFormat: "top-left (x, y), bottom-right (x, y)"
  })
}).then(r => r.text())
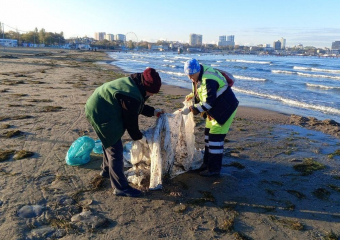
top-left (1, 0), bottom-right (340, 48)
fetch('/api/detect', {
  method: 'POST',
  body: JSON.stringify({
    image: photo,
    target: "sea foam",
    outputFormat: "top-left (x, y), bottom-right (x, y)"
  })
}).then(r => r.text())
top-left (297, 72), bottom-right (340, 80)
top-left (294, 66), bottom-right (340, 73)
top-left (233, 87), bottom-right (340, 115)
top-left (226, 59), bottom-right (271, 64)
top-left (159, 70), bottom-right (187, 76)
top-left (306, 83), bottom-right (340, 90)
top-left (272, 70), bottom-right (296, 74)
top-left (273, 70), bottom-right (340, 80)
top-left (234, 75), bottom-right (267, 81)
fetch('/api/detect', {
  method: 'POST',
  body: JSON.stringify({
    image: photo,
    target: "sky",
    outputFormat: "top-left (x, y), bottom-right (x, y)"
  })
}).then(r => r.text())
top-left (1, 0), bottom-right (340, 48)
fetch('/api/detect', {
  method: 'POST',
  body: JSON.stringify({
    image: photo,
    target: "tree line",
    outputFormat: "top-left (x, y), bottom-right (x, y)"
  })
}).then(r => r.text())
top-left (0, 24), bottom-right (65, 45)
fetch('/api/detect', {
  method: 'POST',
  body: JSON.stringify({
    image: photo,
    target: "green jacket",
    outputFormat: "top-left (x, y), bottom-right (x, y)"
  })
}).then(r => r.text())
top-left (85, 77), bottom-right (144, 148)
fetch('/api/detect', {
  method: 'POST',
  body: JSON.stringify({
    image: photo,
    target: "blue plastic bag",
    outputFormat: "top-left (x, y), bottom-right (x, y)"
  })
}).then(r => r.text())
top-left (93, 140), bottom-right (103, 154)
top-left (65, 136), bottom-right (95, 166)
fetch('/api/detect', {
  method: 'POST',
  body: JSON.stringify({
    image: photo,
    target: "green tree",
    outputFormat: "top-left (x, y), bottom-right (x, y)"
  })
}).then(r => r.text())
top-left (138, 41), bottom-right (149, 49)
top-left (34, 27), bottom-right (38, 44)
top-left (21, 31), bottom-right (35, 43)
top-left (44, 32), bottom-right (52, 45)
top-left (39, 28), bottom-right (45, 44)
top-left (127, 40), bottom-right (134, 49)
top-left (4, 30), bottom-right (17, 39)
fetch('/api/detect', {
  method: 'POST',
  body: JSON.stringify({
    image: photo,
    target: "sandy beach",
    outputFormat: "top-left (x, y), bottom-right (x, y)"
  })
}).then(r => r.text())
top-left (0, 48), bottom-right (340, 240)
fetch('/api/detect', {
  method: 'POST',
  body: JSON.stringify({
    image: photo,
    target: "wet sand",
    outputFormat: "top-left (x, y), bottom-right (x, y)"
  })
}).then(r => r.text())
top-left (0, 48), bottom-right (340, 240)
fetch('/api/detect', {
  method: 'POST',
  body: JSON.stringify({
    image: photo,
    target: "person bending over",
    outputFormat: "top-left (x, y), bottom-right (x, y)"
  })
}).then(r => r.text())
top-left (85, 68), bottom-right (164, 197)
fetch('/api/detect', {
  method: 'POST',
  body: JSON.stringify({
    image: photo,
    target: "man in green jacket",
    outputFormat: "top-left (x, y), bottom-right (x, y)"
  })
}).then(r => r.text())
top-left (85, 68), bottom-right (163, 197)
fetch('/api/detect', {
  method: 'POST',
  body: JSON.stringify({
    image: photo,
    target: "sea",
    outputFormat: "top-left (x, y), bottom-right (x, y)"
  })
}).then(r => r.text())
top-left (106, 52), bottom-right (340, 123)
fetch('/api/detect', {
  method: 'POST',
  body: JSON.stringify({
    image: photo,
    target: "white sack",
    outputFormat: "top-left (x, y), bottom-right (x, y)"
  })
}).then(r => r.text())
top-left (125, 107), bottom-right (203, 190)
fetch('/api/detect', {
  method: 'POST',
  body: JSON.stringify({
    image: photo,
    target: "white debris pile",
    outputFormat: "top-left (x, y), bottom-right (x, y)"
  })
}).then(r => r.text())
top-left (124, 109), bottom-right (203, 190)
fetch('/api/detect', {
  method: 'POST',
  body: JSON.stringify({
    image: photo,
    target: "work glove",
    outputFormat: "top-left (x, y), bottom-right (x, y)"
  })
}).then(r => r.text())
top-left (185, 93), bottom-right (194, 101)
top-left (180, 107), bottom-right (191, 115)
top-left (190, 106), bottom-right (200, 115)
top-left (201, 112), bottom-right (207, 119)
top-left (154, 109), bottom-right (165, 118)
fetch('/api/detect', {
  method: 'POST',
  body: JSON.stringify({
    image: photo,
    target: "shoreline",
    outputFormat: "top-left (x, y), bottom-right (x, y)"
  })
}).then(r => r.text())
top-left (0, 48), bottom-right (339, 239)
top-left (103, 51), bottom-right (340, 124)
top-left (101, 52), bottom-right (340, 136)
top-left (100, 53), bottom-right (291, 122)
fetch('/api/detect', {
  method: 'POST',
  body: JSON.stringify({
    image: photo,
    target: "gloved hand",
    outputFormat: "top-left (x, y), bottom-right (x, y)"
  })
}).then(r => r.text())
top-left (190, 106), bottom-right (200, 115)
top-left (154, 109), bottom-right (165, 118)
top-left (200, 112), bottom-right (207, 119)
top-left (180, 107), bottom-right (191, 115)
top-left (185, 93), bottom-right (194, 101)
top-left (139, 136), bottom-right (148, 146)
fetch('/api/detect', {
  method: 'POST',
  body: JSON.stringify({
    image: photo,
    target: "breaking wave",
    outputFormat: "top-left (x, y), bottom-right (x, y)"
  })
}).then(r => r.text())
top-left (297, 72), bottom-right (340, 80)
top-left (159, 70), bottom-right (187, 77)
top-left (272, 70), bottom-right (295, 74)
top-left (306, 83), bottom-right (340, 90)
top-left (272, 70), bottom-right (340, 80)
top-left (294, 66), bottom-right (340, 73)
top-left (233, 87), bottom-right (340, 115)
top-left (234, 75), bottom-right (267, 81)
top-left (127, 59), bottom-right (150, 64)
top-left (293, 66), bottom-right (310, 71)
top-left (226, 59), bottom-right (271, 64)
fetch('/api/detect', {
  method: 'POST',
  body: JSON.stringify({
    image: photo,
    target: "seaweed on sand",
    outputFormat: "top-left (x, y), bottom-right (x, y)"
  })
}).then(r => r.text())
top-left (3, 130), bottom-right (23, 138)
top-left (293, 158), bottom-right (325, 175)
top-left (13, 150), bottom-right (34, 160)
top-left (0, 150), bottom-right (15, 161)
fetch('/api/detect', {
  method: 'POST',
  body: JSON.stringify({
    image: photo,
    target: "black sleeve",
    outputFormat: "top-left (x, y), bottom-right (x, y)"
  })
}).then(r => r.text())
top-left (205, 79), bottom-right (219, 106)
top-left (141, 104), bottom-right (155, 117)
top-left (116, 94), bottom-right (143, 141)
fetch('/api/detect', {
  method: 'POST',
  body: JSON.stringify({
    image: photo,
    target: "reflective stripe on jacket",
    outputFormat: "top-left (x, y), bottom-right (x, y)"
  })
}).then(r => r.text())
top-left (195, 64), bottom-right (228, 112)
top-left (193, 65), bottom-right (239, 125)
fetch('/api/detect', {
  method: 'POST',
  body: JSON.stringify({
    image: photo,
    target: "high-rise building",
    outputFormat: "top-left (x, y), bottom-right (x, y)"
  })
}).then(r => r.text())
top-left (219, 36), bottom-right (226, 42)
top-left (189, 34), bottom-right (202, 46)
top-left (332, 41), bottom-right (340, 50)
top-left (227, 35), bottom-right (234, 42)
top-left (105, 34), bottom-right (115, 41)
top-left (115, 34), bottom-right (126, 42)
top-left (197, 35), bottom-right (202, 46)
top-left (94, 32), bottom-right (106, 41)
top-left (218, 35), bottom-right (235, 47)
top-left (273, 40), bottom-right (282, 50)
top-left (280, 37), bottom-right (286, 49)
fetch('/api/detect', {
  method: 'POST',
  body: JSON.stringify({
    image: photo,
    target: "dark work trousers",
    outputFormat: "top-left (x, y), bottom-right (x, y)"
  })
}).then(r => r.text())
top-left (204, 128), bottom-right (226, 172)
top-left (102, 139), bottom-right (129, 191)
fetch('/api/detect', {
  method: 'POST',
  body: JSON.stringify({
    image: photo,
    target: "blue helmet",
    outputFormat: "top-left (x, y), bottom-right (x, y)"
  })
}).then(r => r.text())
top-left (184, 58), bottom-right (200, 75)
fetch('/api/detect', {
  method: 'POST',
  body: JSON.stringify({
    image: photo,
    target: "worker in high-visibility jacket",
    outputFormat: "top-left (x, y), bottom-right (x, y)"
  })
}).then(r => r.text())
top-left (180, 59), bottom-right (239, 177)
